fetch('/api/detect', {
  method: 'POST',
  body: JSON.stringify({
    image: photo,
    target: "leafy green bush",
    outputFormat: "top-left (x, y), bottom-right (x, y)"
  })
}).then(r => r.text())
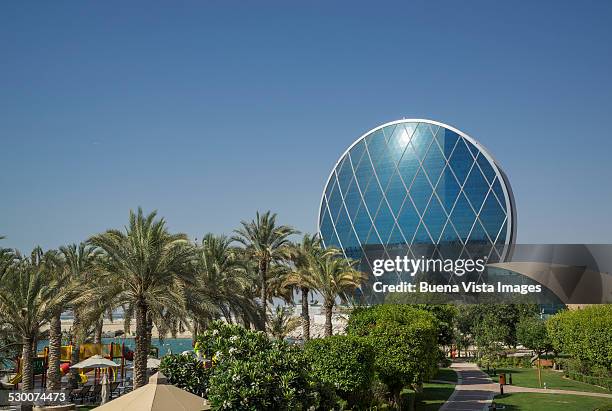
top-left (304, 335), bottom-right (375, 407)
top-left (193, 321), bottom-right (323, 410)
top-left (207, 341), bottom-right (317, 410)
top-left (194, 321), bottom-right (272, 361)
top-left (159, 352), bottom-right (211, 397)
top-left (346, 305), bottom-right (439, 405)
top-left (547, 305), bottom-right (612, 371)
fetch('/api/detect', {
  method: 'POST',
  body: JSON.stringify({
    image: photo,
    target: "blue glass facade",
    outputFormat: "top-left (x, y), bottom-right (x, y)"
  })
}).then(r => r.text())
top-left (318, 120), bottom-right (516, 273)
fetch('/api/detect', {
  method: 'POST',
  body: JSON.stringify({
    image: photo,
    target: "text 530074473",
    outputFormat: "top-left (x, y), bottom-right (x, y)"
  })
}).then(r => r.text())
top-left (0, 390), bottom-right (67, 405)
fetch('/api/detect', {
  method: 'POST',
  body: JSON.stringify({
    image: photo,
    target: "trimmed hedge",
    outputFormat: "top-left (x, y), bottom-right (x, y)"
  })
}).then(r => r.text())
top-left (564, 371), bottom-right (612, 391)
top-left (477, 356), bottom-right (532, 369)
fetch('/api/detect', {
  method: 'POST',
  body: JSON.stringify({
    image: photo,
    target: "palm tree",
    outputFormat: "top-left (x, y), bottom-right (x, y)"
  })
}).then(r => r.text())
top-left (189, 234), bottom-right (262, 331)
top-left (266, 305), bottom-right (300, 340)
top-left (0, 235), bottom-right (14, 281)
top-left (19, 247), bottom-right (71, 391)
top-left (233, 211), bottom-right (298, 328)
top-left (88, 208), bottom-right (193, 388)
top-left (284, 234), bottom-right (331, 341)
top-left (0, 258), bottom-right (71, 392)
top-left (298, 250), bottom-right (366, 337)
top-left (40, 250), bottom-right (75, 391)
top-left (58, 243), bottom-right (101, 381)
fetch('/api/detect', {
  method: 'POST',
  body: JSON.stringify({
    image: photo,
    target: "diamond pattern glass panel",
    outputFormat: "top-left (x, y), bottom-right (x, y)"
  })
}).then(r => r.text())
top-left (448, 138), bottom-right (474, 185)
top-left (385, 172), bottom-right (407, 215)
top-left (464, 165), bottom-right (489, 213)
top-left (422, 196), bottom-right (447, 243)
top-left (422, 140), bottom-right (446, 185)
top-left (436, 166), bottom-right (461, 214)
top-left (409, 168), bottom-right (433, 215)
top-left (319, 120), bottom-right (515, 269)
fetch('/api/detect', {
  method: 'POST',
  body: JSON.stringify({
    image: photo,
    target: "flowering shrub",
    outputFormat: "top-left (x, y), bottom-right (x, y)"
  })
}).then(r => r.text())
top-left (207, 342), bottom-right (318, 410)
top-left (190, 321), bottom-right (326, 410)
top-left (194, 321), bottom-right (271, 362)
top-left (159, 352), bottom-right (211, 397)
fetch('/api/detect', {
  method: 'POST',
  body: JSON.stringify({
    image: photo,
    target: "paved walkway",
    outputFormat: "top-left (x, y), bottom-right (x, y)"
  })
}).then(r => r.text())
top-left (440, 362), bottom-right (496, 411)
top-left (440, 362), bottom-right (612, 411)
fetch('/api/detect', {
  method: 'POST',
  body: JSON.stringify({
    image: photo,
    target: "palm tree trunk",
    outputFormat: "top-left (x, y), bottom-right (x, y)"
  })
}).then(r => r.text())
top-left (71, 311), bottom-right (81, 377)
top-left (46, 311), bottom-right (62, 390)
top-left (324, 300), bottom-right (334, 337)
top-left (301, 286), bottom-right (310, 341)
top-left (146, 311), bottom-right (153, 351)
top-left (94, 317), bottom-right (103, 344)
top-left (259, 260), bottom-right (267, 330)
top-left (134, 300), bottom-right (149, 389)
top-left (22, 336), bottom-right (33, 390)
top-left (192, 320), bottom-right (198, 340)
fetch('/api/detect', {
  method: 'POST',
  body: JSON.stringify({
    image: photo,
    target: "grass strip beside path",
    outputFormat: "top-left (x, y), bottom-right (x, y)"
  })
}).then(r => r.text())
top-left (493, 392), bottom-right (612, 411)
top-left (482, 367), bottom-right (610, 394)
top-left (413, 383), bottom-right (457, 411)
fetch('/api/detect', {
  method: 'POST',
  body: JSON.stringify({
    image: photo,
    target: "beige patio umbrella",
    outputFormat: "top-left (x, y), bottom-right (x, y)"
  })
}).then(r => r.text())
top-left (70, 355), bottom-right (119, 369)
top-left (94, 372), bottom-right (210, 411)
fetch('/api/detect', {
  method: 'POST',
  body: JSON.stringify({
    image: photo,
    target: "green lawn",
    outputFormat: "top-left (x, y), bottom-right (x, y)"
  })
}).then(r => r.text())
top-left (483, 367), bottom-right (610, 393)
top-left (493, 392), bottom-right (612, 411)
top-left (414, 383), bottom-right (456, 410)
top-left (408, 368), bottom-right (457, 410)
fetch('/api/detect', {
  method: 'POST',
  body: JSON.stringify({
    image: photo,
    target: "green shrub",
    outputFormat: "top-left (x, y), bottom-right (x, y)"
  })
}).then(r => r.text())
top-left (159, 352), bottom-right (211, 397)
top-left (193, 321), bottom-right (322, 410)
top-left (194, 321), bottom-right (272, 361)
top-left (346, 305), bottom-right (439, 405)
top-left (547, 305), bottom-right (612, 371)
top-left (564, 371), bottom-right (612, 391)
top-left (304, 335), bottom-right (375, 407)
top-left (207, 341), bottom-right (317, 410)
top-left (558, 357), bottom-right (612, 391)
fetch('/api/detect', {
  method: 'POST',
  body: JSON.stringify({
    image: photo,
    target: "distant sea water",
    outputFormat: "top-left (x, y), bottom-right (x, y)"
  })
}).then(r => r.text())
top-left (36, 338), bottom-right (194, 357)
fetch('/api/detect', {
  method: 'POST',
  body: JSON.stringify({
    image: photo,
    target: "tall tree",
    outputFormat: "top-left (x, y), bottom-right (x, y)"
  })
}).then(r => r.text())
top-left (517, 316), bottom-right (552, 387)
top-left (284, 234), bottom-right (330, 341)
top-left (38, 249), bottom-right (75, 391)
top-left (296, 249), bottom-right (366, 337)
top-left (0, 258), bottom-right (70, 392)
top-left (189, 234), bottom-right (262, 331)
top-left (474, 313), bottom-right (509, 370)
top-left (89, 208), bottom-right (193, 388)
top-left (60, 243), bottom-right (101, 377)
top-left (232, 211), bottom-right (297, 328)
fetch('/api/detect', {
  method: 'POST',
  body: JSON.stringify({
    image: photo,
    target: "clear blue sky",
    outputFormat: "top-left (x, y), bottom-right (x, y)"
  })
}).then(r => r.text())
top-left (1, 1), bottom-right (611, 252)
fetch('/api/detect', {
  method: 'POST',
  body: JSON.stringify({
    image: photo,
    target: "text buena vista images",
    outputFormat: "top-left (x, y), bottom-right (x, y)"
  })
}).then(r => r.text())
top-left (370, 256), bottom-right (542, 295)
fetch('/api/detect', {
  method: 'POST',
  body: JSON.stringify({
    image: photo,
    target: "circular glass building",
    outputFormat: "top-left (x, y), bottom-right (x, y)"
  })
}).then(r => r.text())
top-left (318, 119), bottom-right (516, 274)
